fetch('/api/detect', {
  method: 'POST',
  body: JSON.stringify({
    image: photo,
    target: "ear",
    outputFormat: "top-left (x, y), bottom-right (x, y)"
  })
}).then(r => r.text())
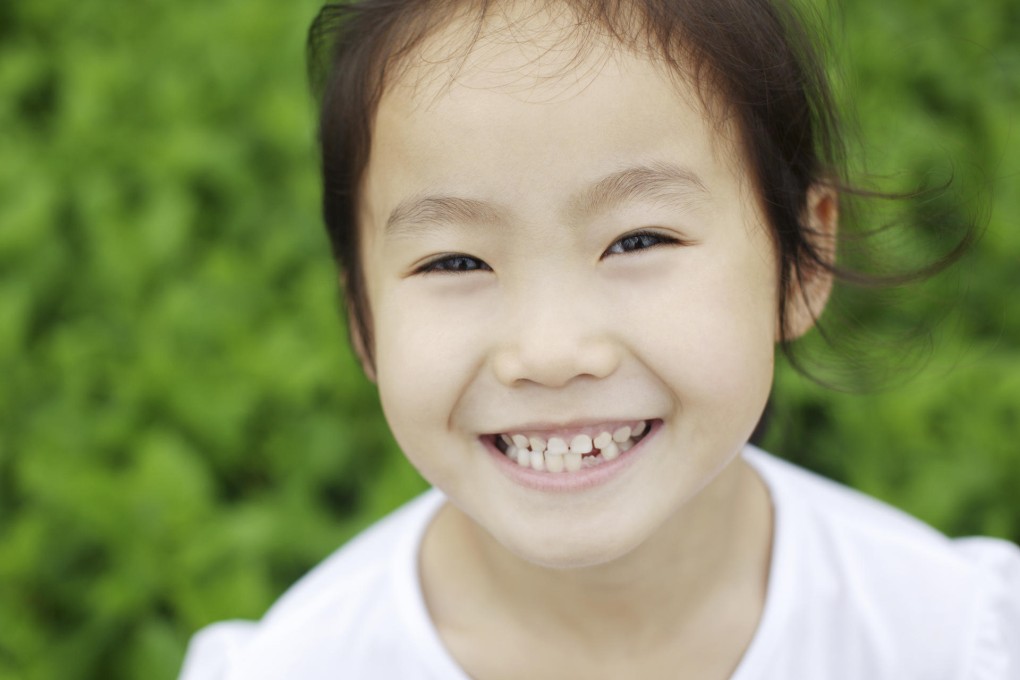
top-left (782, 184), bottom-right (838, 341)
top-left (346, 295), bottom-right (377, 383)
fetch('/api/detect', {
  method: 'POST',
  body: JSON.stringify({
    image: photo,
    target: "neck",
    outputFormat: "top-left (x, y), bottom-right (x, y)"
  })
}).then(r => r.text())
top-left (420, 457), bottom-right (773, 656)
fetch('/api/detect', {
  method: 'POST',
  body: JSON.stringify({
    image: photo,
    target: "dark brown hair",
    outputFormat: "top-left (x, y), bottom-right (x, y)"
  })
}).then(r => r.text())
top-left (306, 0), bottom-right (971, 377)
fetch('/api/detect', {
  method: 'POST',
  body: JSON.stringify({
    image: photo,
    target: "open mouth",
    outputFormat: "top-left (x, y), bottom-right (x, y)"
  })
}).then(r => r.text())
top-left (487, 419), bottom-right (656, 473)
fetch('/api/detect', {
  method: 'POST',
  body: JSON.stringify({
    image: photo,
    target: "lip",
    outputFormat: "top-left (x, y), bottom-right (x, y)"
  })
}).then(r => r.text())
top-left (481, 419), bottom-right (660, 493)
top-left (483, 418), bottom-right (648, 441)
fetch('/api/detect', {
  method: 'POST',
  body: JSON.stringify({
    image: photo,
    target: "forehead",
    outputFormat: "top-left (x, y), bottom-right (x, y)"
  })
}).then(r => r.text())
top-left (359, 4), bottom-right (751, 236)
top-left (396, 3), bottom-right (637, 99)
top-left (379, 1), bottom-right (730, 124)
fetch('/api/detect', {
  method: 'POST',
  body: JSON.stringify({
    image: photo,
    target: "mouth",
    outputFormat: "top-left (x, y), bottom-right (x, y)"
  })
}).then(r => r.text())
top-left (485, 419), bottom-right (656, 473)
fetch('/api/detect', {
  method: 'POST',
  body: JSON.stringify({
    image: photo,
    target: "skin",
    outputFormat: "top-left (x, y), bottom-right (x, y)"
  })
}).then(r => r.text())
top-left (355, 10), bottom-right (834, 679)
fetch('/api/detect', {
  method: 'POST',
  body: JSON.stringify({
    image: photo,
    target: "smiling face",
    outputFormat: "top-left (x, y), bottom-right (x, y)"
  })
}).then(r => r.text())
top-left (357, 23), bottom-right (785, 568)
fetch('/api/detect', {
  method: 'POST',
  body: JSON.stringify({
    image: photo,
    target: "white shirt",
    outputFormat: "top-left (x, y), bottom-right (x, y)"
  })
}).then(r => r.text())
top-left (179, 447), bottom-right (1020, 679)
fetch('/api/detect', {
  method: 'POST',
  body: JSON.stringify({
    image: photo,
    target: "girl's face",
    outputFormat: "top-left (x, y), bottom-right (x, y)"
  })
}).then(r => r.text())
top-left (357, 29), bottom-right (783, 568)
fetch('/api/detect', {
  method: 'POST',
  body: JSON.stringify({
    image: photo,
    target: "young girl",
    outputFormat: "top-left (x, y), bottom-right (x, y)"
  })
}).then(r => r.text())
top-left (180, 0), bottom-right (1019, 677)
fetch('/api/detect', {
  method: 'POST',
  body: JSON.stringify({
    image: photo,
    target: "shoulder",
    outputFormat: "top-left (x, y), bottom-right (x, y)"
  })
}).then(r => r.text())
top-left (178, 489), bottom-right (447, 680)
top-left (743, 447), bottom-right (1020, 680)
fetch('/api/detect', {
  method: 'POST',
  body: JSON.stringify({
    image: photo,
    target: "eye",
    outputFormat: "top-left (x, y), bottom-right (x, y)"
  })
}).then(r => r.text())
top-left (414, 254), bottom-right (492, 275)
top-left (602, 230), bottom-right (681, 258)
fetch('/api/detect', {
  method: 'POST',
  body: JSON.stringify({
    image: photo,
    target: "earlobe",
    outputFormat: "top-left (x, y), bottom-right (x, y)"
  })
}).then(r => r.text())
top-left (782, 184), bottom-right (838, 341)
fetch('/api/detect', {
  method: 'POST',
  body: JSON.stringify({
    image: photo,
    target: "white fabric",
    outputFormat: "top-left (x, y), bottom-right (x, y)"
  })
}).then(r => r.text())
top-left (178, 447), bottom-right (1020, 679)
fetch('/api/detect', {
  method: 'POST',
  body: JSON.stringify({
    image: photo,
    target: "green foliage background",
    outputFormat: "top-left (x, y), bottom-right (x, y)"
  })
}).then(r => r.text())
top-left (0, 0), bottom-right (1017, 678)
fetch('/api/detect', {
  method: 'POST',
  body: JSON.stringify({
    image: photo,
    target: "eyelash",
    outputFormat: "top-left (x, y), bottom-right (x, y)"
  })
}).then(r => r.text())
top-left (602, 230), bottom-right (681, 257)
top-left (413, 230), bottom-right (681, 275)
top-left (414, 254), bottom-right (492, 275)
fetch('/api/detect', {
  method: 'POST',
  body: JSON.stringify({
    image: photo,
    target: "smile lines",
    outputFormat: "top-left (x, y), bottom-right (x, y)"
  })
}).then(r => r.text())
top-left (492, 421), bottom-right (651, 473)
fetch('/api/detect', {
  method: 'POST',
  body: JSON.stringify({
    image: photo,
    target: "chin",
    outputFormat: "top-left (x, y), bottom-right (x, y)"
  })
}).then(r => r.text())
top-left (493, 514), bottom-right (656, 571)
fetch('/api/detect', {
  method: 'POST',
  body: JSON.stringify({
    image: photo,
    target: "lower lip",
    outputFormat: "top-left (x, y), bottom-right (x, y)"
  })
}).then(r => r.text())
top-left (482, 420), bottom-right (659, 493)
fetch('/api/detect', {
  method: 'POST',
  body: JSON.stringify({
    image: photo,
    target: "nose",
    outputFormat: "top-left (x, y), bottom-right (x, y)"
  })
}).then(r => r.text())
top-left (491, 284), bottom-right (622, 388)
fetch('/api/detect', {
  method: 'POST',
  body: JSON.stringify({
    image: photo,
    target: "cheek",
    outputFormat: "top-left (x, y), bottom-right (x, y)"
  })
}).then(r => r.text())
top-left (629, 243), bottom-right (778, 416)
top-left (372, 281), bottom-right (494, 437)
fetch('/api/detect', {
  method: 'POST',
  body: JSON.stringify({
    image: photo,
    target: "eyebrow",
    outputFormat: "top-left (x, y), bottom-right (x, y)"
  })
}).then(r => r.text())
top-left (575, 161), bottom-right (710, 218)
top-left (385, 195), bottom-right (508, 238)
top-left (384, 161), bottom-right (710, 237)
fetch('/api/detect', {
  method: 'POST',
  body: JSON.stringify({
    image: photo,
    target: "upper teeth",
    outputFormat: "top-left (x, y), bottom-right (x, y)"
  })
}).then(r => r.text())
top-left (496, 421), bottom-right (651, 472)
top-left (570, 434), bottom-right (593, 453)
top-left (547, 437), bottom-right (569, 454)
